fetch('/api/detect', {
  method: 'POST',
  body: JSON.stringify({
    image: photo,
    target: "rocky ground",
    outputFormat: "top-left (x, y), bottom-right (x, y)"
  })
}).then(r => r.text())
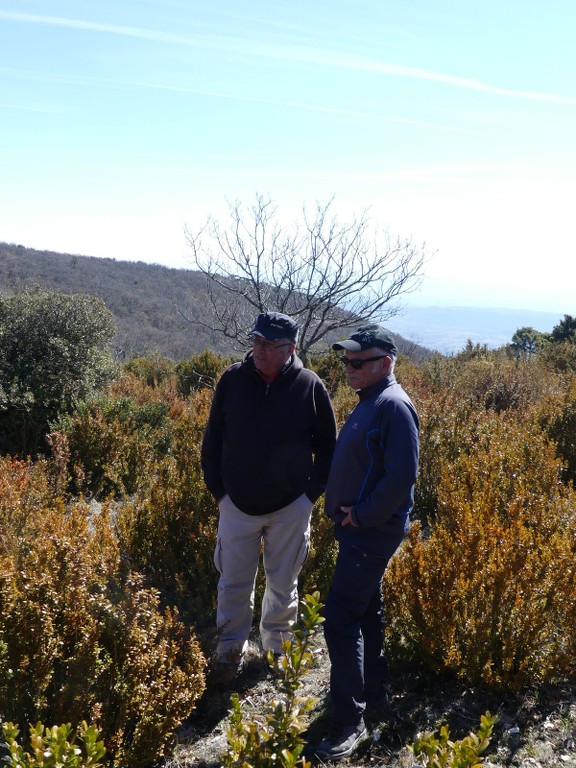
top-left (163, 633), bottom-right (576, 768)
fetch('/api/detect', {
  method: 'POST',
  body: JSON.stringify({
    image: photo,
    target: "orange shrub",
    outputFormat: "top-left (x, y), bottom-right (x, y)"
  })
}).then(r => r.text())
top-left (0, 456), bottom-right (55, 549)
top-left (114, 388), bottom-right (220, 630)
top-left (385, 415), bottom-right (576, 690)
top-left (536, 375), bottom-right (576, 487)
top-left (0, 459), bottom-right (206, 767)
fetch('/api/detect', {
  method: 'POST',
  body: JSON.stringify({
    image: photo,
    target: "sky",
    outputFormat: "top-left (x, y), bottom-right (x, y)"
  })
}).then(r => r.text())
top-left (1, 0), bottom-right (575, 316)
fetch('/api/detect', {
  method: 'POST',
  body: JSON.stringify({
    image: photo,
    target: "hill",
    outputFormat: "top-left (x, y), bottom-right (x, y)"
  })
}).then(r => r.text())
top-left (0, 242), bottom-right (430, 362)
top-left (0, 242), bottom-right (226, 360)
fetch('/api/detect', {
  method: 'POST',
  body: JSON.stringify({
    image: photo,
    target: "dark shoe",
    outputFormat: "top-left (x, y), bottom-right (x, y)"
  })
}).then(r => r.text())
top-left (212, 650), bottom-right (242, 688)
top-left (315, 721), bottom-right (367, 760)
top-left (213, 660), bottom-right (239, 687)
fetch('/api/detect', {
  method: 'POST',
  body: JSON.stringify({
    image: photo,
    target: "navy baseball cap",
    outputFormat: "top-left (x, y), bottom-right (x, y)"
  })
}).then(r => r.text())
top-left (332, 324), bottom-right (398, 355)
top-left (250, 312), bottom-right (299, 342)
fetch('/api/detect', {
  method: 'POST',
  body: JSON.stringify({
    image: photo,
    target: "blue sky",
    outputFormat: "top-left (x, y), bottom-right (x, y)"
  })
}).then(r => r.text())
top-left (1, 1), bottom-right (575, 315)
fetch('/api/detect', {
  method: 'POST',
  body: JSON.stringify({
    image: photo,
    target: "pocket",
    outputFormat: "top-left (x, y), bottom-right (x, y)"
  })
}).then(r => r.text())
top-left (294, 526), bottom-right (311, 570)
top-left (213, 536), bottom-right (223, 575)
top-left (344, 542), bottom-right (389, 567)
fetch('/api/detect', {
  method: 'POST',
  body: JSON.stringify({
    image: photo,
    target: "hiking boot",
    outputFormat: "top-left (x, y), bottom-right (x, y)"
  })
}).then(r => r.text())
top-left (315, 721), bottom-right (367, 760)
top-left (212, 659), bottom-right (240, 688)
top-left (211, 648), bottom-right (243, 688)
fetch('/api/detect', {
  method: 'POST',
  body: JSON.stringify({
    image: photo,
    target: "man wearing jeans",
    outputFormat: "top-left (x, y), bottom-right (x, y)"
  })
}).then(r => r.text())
top-left (201, 311), bottom-right (337, 669)
top-left (315, 325), bottom-right (420, 760)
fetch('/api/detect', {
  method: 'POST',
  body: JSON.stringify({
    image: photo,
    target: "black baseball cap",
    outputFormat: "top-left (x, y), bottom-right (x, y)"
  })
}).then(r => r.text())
top-left (332, 324), bottom-right (398, 355)
top-left (250, 311), bottom-right (299, 342)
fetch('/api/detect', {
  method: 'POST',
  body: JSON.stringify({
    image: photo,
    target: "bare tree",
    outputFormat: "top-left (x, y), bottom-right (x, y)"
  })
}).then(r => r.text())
top-left (184, 195), bottom-right (427, 361)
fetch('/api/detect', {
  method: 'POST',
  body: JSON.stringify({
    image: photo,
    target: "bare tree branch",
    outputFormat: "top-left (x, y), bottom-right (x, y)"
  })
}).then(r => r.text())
top-left (183, 195), bottom-right (428, 361)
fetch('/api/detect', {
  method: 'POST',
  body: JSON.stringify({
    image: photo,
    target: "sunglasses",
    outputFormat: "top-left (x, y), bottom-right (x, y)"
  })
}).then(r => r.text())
top-left (340, 355), bottom-right (388, 369)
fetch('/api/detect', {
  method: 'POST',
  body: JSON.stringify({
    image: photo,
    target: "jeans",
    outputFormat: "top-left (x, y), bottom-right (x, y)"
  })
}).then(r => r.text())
top-left (323, 532), bottom-right (403, 725)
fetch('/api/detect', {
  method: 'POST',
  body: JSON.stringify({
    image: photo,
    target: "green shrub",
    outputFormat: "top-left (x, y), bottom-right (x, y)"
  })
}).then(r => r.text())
top-left (540, 340), bottom-right (576, 373)
top-left (2, 721), bottom-right (106, 768)
top-left (124, 355), bottom-right (176, 387)
top-left (175, 349), bottom-right (232, 396)
top-left (536, 376), bottom-right (576, 487)
top-left (308, 349), bottom-right (347, 397)
top-left (0, 289), bottom-right (116, 455)
top-left (408, 711), bottom-right (496, 768)
top-left (57, 378), bottom-right (180, 498)
top-left (421, 352), bottom-right (545, 415)
top-left (222, 592), bottom-right (324, 768)
top-left (114, 387), bottom-right (219, 628)
top-left (414, 351), bottom-right (554, 524)
top-left (414, 394), bottom-right (476, 523)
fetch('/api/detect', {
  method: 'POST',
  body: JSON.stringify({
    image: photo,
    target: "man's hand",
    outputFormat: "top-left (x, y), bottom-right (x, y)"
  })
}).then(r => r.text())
top-left (341, 505), bottom-right (359, 527)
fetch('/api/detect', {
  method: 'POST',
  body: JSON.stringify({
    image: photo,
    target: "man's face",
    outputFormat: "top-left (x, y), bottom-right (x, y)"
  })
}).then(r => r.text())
top-left (252, 336), bottom-right (294, 379)
top-left (340, 347), bottom-right (393, 390)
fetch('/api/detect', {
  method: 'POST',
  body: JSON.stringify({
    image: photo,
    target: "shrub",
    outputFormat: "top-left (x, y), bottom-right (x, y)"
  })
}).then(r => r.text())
top-left (540, 340), bottom-right (576, 373)
top-left (422, 352), bottom-right (546, 415)
top-left (0, 456), bottom-right (56, 550)
top-left (308, 349), bottom-right (347, 397)
top-left (0, 289), bottom-right (116, 455)
top-left (414, 393), bottom-right (476, 523)
top-left (0, 462), bottom-right (206, 767)
top-left (222, 592), bottom-right (324, 768)
top-left (57, 381), bottom-right (179, 498)
top-left (2, 721), bottom-right (106, 768)
top-left (536, 375), bottom-right (576, 487)
top-left (414, 351), bottom-right (555, 524)
top-left (385, 416), bottom-right (576, 690)
top-left (124, 355), bottom-right (176, 387)
top-left (175, 349), bottom-right (232, 396)
top-left (408, 711), bottom-right (496, 768)
top-left (114, 387), bottom-right (219, 629)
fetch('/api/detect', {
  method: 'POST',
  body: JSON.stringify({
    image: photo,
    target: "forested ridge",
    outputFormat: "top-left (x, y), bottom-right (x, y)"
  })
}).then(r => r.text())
top-left (0, 242), bottom-right (225, 359)
top-left (0, 241), bottom-right (429, 362)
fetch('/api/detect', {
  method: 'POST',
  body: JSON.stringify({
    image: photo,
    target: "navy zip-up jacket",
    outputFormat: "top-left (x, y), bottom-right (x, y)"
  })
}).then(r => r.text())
top-left (201, 352), bottom-right (337, 515)
top-left (324, 374), bottom-right (419, 550)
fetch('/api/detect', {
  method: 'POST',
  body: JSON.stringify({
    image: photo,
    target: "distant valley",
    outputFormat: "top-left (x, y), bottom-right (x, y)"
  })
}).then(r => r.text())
top-left (387, 305), bottom-right (564, 354)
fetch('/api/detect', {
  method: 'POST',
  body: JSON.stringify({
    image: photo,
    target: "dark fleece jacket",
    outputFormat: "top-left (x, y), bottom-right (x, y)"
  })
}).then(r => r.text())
top-left (201, 352), bottom-right (337, 515)
top-left (324, 374), bottom-right (420, 550)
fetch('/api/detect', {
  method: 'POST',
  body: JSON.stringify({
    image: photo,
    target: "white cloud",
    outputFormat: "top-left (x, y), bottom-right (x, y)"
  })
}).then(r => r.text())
top-left (2, 10), bottom-right (576, 106)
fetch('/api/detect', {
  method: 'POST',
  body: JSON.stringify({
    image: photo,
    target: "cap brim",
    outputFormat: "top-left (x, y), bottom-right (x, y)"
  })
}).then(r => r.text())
top-left (250, 329), bottom-right (293, 341)
top-left (332, 339), bottom-right (364, 351)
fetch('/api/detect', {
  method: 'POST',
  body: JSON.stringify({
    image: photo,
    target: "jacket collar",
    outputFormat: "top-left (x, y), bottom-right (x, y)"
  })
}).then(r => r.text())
top-left (357, 373), bottom-right (396, 400)
top-left (242, 351), bottom-right (302, 382)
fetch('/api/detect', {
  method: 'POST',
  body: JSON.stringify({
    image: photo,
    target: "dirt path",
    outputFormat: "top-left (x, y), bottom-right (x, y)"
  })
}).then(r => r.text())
top-left (164, 634), bottom-right (576, 768)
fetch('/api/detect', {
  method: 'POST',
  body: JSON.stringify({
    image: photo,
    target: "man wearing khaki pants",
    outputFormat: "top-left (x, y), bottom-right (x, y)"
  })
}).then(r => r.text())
top-left (201, 311), bottom-right (337, 673)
